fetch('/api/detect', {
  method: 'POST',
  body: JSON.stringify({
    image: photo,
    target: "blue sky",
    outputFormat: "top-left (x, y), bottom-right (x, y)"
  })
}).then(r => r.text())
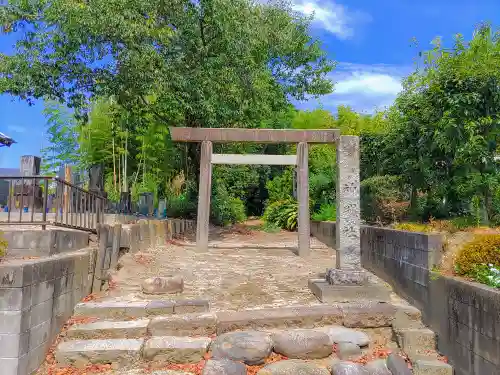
top-left (1, 0), bottom-right (499, 168)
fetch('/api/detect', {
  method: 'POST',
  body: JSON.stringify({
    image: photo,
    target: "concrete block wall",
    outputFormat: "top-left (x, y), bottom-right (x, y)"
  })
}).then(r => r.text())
top-left (310, 220), bottom-right (500, 375)
top-left (4, 230), bottom-right (90, 257)
top-left (360, 225), bottom-right (444, 308)
top-left (0, 248), bottom-right (97, 375)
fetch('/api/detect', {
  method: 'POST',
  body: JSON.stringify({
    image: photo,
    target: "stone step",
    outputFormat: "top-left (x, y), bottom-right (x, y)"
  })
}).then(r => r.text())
top-left (395, 328), bottom-right (436, 353)
top-left (149, 312), bottom-right (217, 336)
top-left (73, 299), bottom-right (210, 319)
top-left (413, 359), bottom-right (453, 375)
top-left (143, 336), bottom-right (211, 364)
top-left (67, 319), bottom-right (150, 339)
top-left (55, 335), bottom-right (212, 368)
top-left (66, 313), bottom-right (218, 340)
top-left (55, 338), bottom-right (144, 368)
top-left (216, 302), bottom-right (396, 334)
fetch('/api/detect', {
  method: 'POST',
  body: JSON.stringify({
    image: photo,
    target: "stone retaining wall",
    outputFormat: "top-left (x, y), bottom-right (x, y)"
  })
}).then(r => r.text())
top-left (4, 230), bottom-right (90, 257)
top-left (311, 220), bottom-right (500, 375)
top-left (93, 218), bottom-right (195, 293)
top-left (0, 248), bottom-right (97, 375)
top-left (0, 218), bottom-right (195, 375)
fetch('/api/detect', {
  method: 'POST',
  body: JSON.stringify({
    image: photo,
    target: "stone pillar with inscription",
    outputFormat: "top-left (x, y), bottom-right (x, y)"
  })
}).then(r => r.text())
top-left (16, 156), bottom-right (43, 210)
top-left (308, 136), bottom-right (390, 302)
top-left (89, 164), bottom-right (107, 223)
top-left (335, 135), bottom-right (361, 269)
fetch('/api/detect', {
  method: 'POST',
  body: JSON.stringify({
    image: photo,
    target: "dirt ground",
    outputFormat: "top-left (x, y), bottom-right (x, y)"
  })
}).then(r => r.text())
top-left (105, 224), bottom-right (397, 311)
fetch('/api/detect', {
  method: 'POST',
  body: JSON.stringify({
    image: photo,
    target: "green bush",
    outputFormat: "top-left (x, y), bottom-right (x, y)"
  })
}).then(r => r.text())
top-left (266, 169), bottom-right (294, 203)
top-left (211, 184), bottom-right (247, 226)
top-left (450, 216), bottom-right (477, 231)
top-left (468, 264), bottom-right (500, 288)
top-left (166, 193), bottom-right (196, 218)
top-left (312, 203), bottom-right (336, 222)
top-left (455, 235), bottom-right (500, 278)
top-left (263, 199), bottom-right (298, 231)
top-left (361, 175), bottom-right (409, 224)
top-left (0, 231), bottom-right (7, 259)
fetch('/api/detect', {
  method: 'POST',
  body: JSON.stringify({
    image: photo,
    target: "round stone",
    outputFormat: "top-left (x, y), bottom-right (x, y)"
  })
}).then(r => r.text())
top-left (211, 331), bottom-right (273, 365)
top-left (337, 342), bottom-right (362, 360)
top-left (142, 275), bottom-right (184, 294)
top-left (272, 329), bottom-right (332, 359)
top-left (318, 326), bottom-right (370, 347)
top-left (202, 359), bottom-right (247, 375)
top-left (331, 361), bottom-right (369, 375)
top-left (257, 359), bottom-right (330, 375)
top-left (365, 359), bottom-right (391, 375)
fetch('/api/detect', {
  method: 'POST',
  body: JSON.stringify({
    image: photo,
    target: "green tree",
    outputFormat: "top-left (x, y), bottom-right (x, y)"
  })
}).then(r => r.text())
top-left (41, 100), bottom-right (79, 173)
top-left (384, 25), bottom-right (500, 221)
top-left (0, 0), bottom-right (333, 126)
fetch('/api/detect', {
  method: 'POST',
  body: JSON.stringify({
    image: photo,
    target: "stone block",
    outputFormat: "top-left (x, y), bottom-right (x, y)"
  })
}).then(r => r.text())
top-left (149, 313), bottom-right (217, 336)
top-left (55, 338), bottom-right (144, 368)
top-left (174, 299), bottom-right (210, 314)
top-left (74, 300), bottom-right (173, 318)
top-left (29, 320), bottom-right (51, 350)
top-left (387, 353), bottom-right (412, 375)
top-left (53, 256), bottom-right (74, 278)
top-left (146, 300), bottom-right (175, 315)
top-left (309, 279), bottom-right (391, 303)
top-left (32, 258), bottom-right (55, 284)
top-left (0, 310), bottom-right (31, 334)
top-left (326, 269), bottom-right (368, 285)
top-left (0, 262), bottom-right (34, 288)
top-left (392, 304), bottom-right (424, 330)
top-left (31, 279), bottom-right (55, 305)
top-left (27, 341), bottom-right (48, 374)
top-left (52, 292), bottom-right (73, 324)
top-left (2, 355), bottom-right (28, 375)
top-left (0, 331), bottom-right (29, 357)
top-left (412, 359), bottom-right (453, 375)
top-left (51, 230), bottom-right (90, 254)
top-left (67, 319), bottom-right (150, 339)
top-left (30, 299), bottom-right (53, 328)
top-left (216, 305), bottom-right (343, 334)
top-left (341, 302), bottom-right (396, 328)
top-left (0, 286), bottom-right (31, 311)
top-left (143, 336), bottom-right (211, 364)
top-left (396, 328), bottom-right (436, 352)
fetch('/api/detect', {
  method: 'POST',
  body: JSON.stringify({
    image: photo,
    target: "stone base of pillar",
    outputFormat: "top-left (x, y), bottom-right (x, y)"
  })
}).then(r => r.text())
top-left (308, 278), bottom-right (391, 303)
top-left (309, 268), bottom-right (391, 303)
top-left (325, 268), bottom-right (368, 285)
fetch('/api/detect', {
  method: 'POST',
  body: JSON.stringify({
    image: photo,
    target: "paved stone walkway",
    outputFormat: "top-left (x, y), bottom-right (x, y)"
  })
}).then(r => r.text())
top-left (105, 228), bottom-right (397, 311)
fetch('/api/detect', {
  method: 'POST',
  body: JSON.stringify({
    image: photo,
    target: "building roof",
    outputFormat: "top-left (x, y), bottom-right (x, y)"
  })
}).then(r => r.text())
top-left (0, 132), bottom-right (16, 147)
top-left (0, 168), bottom-right (19, 176)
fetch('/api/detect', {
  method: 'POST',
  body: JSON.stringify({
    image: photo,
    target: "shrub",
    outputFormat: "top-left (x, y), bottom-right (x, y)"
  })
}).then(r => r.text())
top-left (361, 175), bottom-right (409, 224)
top-left (211, 184), bottom-right (247, 226)
top-left (469, 264), bottom-right (500, 288)
top-left (394, 222), bottom-right (431, 233)
top-left (0, 231), bottom-right (7, 259)
top-left (266, 169), bottom-right (294, 203)
top-left (166, 193), bottom-right (196, 218)
top-left (263, 199), bottom-right (298, 231)
top-left (455, 234), bottom-right (500, 276)
top-left (312, 203), bottom-right (336, 222)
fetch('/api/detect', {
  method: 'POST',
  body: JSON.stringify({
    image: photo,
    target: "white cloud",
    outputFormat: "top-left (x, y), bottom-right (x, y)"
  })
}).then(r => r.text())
top-left (291, 0), bottom-right (370, 39)
top-left (334, 72), bottom-right (402, 96)
top-left (7, 125), bottom-right (26, 133)
top-left (295, 62), bottom-right (412, 113)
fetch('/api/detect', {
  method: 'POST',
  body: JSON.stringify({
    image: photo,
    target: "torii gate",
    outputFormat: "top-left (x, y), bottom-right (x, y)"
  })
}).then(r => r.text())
top-left (170, 127), bottom-right (361, 269)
